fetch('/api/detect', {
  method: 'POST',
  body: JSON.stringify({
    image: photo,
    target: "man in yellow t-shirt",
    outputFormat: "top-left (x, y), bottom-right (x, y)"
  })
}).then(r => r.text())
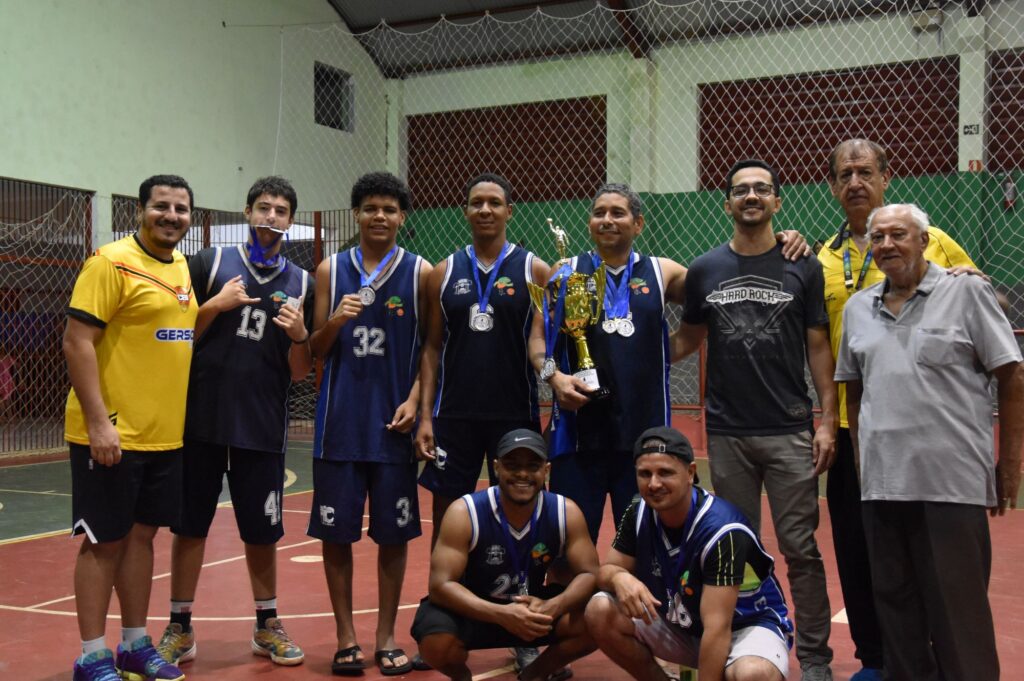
top-left (64, 175), bottom-right (198, 681)
top-left (820, 140), bottom-right (975, 681)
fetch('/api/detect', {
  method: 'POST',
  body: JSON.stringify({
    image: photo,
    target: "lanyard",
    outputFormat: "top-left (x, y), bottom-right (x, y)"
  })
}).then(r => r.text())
top-left (495, 490), bottom-right (543, 594)
top-left (591, 251), bottom-right (634, 319)
top-left (355, 246), bottom-right (397, 289)
top-left (469, 243), bottom-right (510, 313)
top-left (652, 488), bottom-right (699, 601)
top-left (544, 265), bottom-right (571, 358)
top-left (841, 229), bottom-right (873, 292)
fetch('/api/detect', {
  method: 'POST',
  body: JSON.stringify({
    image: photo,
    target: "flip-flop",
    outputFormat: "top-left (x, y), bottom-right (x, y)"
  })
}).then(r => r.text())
top-left (411, 653), bottom-right (432, 671)
top-left (331, 645), bottom-right (366, 676)
top-left (375, 648), bottom-right (414, 676)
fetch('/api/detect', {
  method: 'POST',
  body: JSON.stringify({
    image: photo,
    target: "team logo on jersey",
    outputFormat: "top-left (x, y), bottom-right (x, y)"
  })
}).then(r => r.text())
top-left (706, 275), bottom-right (794, 349)
top-left (154, 328), bottom-right (194, 342)
top-left (530, 542), bottom-right (552, 564)
top-left (270, 290), bottom-right (288, 309)
top-left (629, 277), bottom-right (650, 295)
top-left (485, 544), bottom-right (506, 565)
top-left (679, 569), bottom-right (694, 596)
top-left (452, 278), bottom-right (473, 295)
top-left (495, 276), bottom-right (516, 296)
top-left (385, 296), bottom-right (405, 316)
top-left (175, 286), bottom-right (192, 311)
top-left (319, 505), bottom-right (335, 527)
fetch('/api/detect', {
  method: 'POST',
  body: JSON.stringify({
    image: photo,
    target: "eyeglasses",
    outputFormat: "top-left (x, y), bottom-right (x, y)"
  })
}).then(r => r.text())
top-left (728, 183), bottom-right (775, 199)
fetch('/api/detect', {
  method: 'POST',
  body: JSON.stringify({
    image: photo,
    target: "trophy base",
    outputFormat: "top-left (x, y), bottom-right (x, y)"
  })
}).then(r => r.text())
top-left (574, 368), bottom-right (611, 401)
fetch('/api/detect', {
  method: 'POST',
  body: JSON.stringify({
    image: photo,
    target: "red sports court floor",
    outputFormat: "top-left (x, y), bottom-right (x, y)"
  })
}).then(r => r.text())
top-left (2, 437), bottom-right (1023, 680)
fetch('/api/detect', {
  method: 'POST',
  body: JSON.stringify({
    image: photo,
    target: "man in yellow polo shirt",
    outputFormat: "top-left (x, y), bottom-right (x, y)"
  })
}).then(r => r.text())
top-left (64, 175), bottom-right (198, 681)
top-left (820, 140), bottom-right (974, 681)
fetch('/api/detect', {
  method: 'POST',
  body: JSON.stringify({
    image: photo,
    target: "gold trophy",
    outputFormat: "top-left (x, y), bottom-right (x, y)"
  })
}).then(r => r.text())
top-left (529, 219), bottom-right (611, 400)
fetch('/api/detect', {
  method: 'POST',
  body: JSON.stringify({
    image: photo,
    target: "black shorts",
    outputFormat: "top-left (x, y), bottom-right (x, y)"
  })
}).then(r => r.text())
top-left (70, 443), bottom-right (182, 543)
top-left (410, 597), bottom-right (558, 650)
top-left (172, 439), bottom-right (285, 545)
top-left (418, 418), bottom-right (540, 498)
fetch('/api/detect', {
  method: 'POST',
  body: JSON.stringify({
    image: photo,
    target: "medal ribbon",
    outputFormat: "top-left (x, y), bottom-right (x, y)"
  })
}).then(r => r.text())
top-left (651, 488), bottom-right (699, 603)
top-left (469, 243), bottom-right (510, 315)
top-left (495, 489), bottom-right (543, 596)
top-left (840, 227), bottom-right (873, 292)
top-left (591, 251), bottom-right (634, 320)
top-left (356, 245), bottom-right (398, 290)
top-left (544, 264), bottom-right (571, 359)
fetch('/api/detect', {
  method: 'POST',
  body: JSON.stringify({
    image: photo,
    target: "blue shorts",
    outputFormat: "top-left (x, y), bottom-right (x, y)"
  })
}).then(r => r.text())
top-left (418, 418), bottom-right (540, 499)
top-left (549, 448), bottom-right (638, 543)
top-left (172, 439), bottom-right (285, 545)
top-left (308, 458), bottom-right (421, 545)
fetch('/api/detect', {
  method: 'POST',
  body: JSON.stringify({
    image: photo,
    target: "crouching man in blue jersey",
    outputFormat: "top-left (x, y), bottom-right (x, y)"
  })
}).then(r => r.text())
top-left (586, 427), bottom-right (794, 681)
top-left (412, 429), bottom-right (599, 681)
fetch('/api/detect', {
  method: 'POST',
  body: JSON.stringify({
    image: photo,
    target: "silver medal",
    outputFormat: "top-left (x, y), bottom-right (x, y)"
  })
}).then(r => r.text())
top-left (616, 317), bottom-right (635, 337)
top-left (518, 580), bottom-right (529, 596)
top-left (359, 286), bottom-right (376, 306)
top-left (602, 319), bottom-right (618, 334)
top-left (469, 303), bottom-right (494, 332)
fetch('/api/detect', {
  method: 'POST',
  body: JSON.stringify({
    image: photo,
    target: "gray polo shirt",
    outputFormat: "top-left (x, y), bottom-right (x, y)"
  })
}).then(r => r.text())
top-left (835, 263), bottom-right (1021, 506)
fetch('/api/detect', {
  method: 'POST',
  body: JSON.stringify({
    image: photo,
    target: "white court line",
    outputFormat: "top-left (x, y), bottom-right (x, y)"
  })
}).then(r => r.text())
top-left (473, 664), bottom-right (517, 679)
top-left (832, 608), bottom-right (849, 624)
top-left (0, 602), bottom-right (422, 621)
top-left (0, 487), bottom-right (69, 496)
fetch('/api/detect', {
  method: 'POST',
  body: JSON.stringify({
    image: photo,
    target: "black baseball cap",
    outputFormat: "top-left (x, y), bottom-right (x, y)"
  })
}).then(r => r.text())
top-left (633, 426), bottom-right (699, 482)
top-left (495, 429), bottom-right (548, 461)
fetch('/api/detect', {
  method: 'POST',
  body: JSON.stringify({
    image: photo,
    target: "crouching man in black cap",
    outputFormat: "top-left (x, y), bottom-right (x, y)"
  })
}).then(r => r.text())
top-left (586, 427), bottom-right (794, 681)
top-left (412, 429), bottom-right (599, 680)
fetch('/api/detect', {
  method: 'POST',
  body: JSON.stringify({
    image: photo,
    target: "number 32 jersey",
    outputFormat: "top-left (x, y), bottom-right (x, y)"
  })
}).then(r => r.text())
top-left (314, 247), bottom-right (424, 464)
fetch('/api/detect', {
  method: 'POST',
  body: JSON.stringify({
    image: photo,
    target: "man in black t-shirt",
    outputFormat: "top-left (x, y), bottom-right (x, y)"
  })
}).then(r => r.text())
top-left (670, 159), bottom-right (838, 681)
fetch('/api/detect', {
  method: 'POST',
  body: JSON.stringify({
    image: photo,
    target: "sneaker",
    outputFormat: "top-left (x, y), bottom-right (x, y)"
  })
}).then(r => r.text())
top-left (72, 649), bottom-right (120, 681)
top-left (156, 623), bottom-right (196, 665)
top-left (512, 646), bottom-right (540, 673)
top-left (850, 668), bottom-right (883, 681)
top-left (800, 664), bottom-right (833, 681)
top-left (115, 636), bottom-right (185, 681)
top-left (252, 617), bottom-right (304, 666)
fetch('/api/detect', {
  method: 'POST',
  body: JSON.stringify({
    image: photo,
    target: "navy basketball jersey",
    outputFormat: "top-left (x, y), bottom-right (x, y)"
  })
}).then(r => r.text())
top-left (631, 489), bottom-right (792, 640)
top-left (561, 252), bottom-right (670, 453)
top-left (185, 245), bottom-right (312, 453)
top-left (314, 247), bottom-right (423, 464)
top-left (434, 243), bottom-right (539, 422)
top-left (460, 487), bottom-right (567, 602)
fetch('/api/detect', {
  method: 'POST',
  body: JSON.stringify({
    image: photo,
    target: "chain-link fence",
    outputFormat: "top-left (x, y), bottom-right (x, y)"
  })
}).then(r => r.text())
top-left (0, 178), bottom-right (92, 454)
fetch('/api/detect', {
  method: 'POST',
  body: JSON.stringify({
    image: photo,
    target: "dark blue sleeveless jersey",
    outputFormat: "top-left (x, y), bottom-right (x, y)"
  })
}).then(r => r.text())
top-left (185, 245), bottom-right (312, 453)
top-left (460, 487), bottom-right (567, 602)
top-left (629, 489), bottom-right (793, 640)
top-left (553, 252), bottom-right (670, 454)
top-left (314, 247), bottom-right (423, 464)
top-left (434, 244), bottom-right (539, 422)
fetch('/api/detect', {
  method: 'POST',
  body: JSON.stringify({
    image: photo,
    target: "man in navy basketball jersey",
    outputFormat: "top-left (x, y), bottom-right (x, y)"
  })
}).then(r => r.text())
top-left (532, 183), bottom-right (808, 543)
top-left (412, 429), bottom-right (599, 681)
top-left (158, 176), bottom-right (312, 668)
top-left (672, 160), bottom-right (837, 681)
top-left (586, 427), bottom-right (793, 680)
top-left (307, 172), bottom-right (430, 676)
top-left (416, 173), bottom-right (550, 543)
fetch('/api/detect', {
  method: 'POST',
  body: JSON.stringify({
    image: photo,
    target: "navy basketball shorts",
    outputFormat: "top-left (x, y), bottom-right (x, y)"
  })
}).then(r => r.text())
top-left (308, 458), bottom-right (421, 545)
top-left (172, 439), bottom-right (286, 545)
top-left (70, 443), bottom-right (182, 543)
top-left (418, 417), bottom-right (540, 499)
top-left (411, 587), bottom-right (564, 650)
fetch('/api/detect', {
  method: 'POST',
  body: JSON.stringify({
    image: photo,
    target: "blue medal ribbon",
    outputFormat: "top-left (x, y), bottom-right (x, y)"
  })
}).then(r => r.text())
top-left (246, 226), bottom-right (286, 268)
top-left (356, 245), bottom-right (398, 290)
top-left (495, 489), bottom-right (543, 596)
top-left (841, 227), bottom-right (873, 292)
top-left (591, 251), bottom-right (634, 320)
top-left (544, 264), bottom-right (572, 359)
top-left (469, 243), bottom-right (510, 315)
top-left (651, 488), bottom-right (699, 604)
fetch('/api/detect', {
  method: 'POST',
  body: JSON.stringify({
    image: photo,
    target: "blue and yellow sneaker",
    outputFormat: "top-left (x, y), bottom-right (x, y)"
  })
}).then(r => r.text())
top-left (115, 635), bottom-right (185, 681)
top-left (156, 623), bottom-right (196, 665)
top-left (251, 617), bottom-right (304, 665)
top-left (72, 649), bottom-right (120, 681)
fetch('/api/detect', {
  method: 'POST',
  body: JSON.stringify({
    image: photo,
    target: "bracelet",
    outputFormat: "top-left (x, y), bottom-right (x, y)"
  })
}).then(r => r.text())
top-left (293, 333), bottom-right (310, 344)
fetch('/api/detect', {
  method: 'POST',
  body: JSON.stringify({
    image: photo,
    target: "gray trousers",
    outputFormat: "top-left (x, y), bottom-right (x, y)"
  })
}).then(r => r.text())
top-left (707, 431), bottom-right (832, 668)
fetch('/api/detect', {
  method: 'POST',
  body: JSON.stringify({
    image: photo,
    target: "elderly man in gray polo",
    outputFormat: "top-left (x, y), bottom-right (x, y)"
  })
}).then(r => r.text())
top-left (834, 203), bottom-right (1024, 681)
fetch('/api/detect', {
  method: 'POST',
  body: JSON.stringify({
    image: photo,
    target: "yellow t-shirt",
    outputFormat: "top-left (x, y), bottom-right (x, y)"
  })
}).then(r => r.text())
top-left (65, 235), bottom-right (198, 450)
top-left (821, 225), bottom-right (975, 428)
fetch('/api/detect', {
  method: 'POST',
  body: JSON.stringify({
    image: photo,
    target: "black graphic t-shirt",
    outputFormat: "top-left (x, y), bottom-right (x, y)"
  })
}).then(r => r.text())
top-left (682, 243), bottom-right (827, 435)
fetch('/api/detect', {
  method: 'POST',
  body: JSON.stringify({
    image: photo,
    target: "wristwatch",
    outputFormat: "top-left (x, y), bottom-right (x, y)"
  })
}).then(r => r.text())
top-left (540, 357), bottom-right (556, 382)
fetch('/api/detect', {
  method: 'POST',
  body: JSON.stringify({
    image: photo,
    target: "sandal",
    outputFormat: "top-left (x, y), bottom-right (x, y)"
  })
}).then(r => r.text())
top-left (331, 645), bottom-right (366, 676)
top-left (411, 653), bottom-right (432, 671)
top-left (375, 648), bottom-right (414, 676)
